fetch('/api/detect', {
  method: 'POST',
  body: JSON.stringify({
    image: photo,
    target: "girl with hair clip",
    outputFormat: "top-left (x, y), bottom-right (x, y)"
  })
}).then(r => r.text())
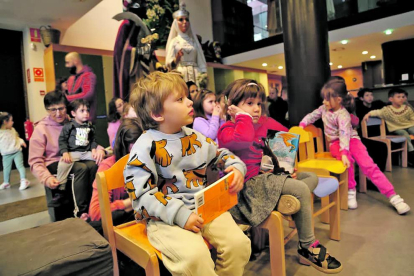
top-left (166, 3), bottom-right (207, 87)
top-left (300, 80), bottom-right (410, 215)
top-left (192, 89), bottom-right (225, 144)
top-left (88, 118), bottom-right (142, 225)
top-left (218, 79), bottom-right (343, 274)
top-left (0, 112), bottom-right (30, 190)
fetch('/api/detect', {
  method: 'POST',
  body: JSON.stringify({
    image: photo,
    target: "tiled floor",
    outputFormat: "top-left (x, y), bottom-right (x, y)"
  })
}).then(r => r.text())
top-left (1, 166), bottom-right (413, 275)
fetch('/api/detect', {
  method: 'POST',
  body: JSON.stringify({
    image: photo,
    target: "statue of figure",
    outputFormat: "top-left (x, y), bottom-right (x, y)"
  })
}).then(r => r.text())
top-left (165, 3), bottom-right (208, 88)
top-left (113, 0), bottom-right (165, 100)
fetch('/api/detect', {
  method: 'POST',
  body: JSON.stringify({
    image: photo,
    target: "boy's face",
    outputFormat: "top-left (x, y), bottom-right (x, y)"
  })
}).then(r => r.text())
top-left (71, 104), bottom-right (90, 123)
top-left (360, 91), bottom-right (373, 104)
top-left (157, 89), bottom-right (194, 133)
top-left (389, 93), bottom-right (407, 107)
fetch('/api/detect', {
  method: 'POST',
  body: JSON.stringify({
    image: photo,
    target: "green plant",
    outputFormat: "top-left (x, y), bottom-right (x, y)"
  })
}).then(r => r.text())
top-left (143, 0), bottom-right (179, 48)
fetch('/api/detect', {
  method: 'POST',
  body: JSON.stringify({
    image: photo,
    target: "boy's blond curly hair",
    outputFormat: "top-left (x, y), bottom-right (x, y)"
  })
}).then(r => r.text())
top-left (130, 71), bottom-right (187, 130)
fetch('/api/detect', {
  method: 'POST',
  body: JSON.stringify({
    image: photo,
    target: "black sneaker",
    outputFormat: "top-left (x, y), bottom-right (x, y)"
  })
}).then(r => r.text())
top-left (298, 240), bottom-right (343, 274)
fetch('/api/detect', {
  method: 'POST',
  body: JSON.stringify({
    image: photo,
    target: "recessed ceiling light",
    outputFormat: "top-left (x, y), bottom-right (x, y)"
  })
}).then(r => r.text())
top-left (340, 40), bottom-right (348, 45)
top-left (362, 51), bottom-right (368, 55)
top-left (278, 66), bottom-right (283, 69)
top-left (329, 62), bottom-right (333, 66)
top-left (338, 65), bottom-right (343, 69)
top-left (384, 29), bottom-right (393, 35)
top-left (370, 55), bottom-right (376, 59)
top-left (262, 63), bottom-right (268, 67)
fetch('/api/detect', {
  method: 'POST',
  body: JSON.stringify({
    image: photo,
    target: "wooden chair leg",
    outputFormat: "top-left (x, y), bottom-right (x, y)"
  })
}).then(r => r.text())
top-left (339, 172), bottom-right (348, 211)
top-left (289, 220), bottom-right (296, 229)
top-left (402, 141), bottom-right (408, 168)
top-left (259, 212), bottom-right (286, 276)
top-left (144, 255), bottom-right (161, 276)
top-left (386, 141), bottom-right (392, 172)
top-left (358, 166), bottom-right (367, 193)
top-left (329, 190), bottom-right (340, 241)
top-left (320, 196), bottom-right (330, 224)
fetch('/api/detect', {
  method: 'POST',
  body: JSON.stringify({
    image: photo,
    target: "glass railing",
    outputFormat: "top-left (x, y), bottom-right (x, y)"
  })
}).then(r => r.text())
top-left (216, 0), bottom-right (413, 57)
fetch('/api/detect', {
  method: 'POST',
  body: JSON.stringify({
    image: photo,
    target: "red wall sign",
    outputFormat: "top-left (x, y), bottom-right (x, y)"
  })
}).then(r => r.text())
top-left (40, 90), bottom-right (45, 96)
top-left (33, 67), bottom-right (44, 82)
top-left (30, 28), bottom-right (41, 43)
top-left (27, 68), bottom-right (31, 83)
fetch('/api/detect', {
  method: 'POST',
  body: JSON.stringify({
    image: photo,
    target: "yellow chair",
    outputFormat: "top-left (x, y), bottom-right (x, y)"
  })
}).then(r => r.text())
top-left (290, 126), bottom-right (348, 212)
top-left (305, 124), bottom-right (367, 194)
top-left (97, 154), bottom-right (161, 276)
top-left (361, 117), bottom-right (407, 172)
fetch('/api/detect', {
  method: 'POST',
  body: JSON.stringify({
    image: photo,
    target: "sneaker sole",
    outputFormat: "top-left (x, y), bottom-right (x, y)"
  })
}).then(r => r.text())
top-left (397, 206), bottom-right (410, 215)
top-left (276, 195), bottom-right (301, 215)
top-left (0, 185), bottom-right (11, 190)
top-left (299, 255), bottom-right (343, 274)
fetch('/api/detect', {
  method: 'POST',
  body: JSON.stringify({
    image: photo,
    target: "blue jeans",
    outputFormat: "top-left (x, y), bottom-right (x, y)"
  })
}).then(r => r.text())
top-left (2, 151), bottom-right (25, 183)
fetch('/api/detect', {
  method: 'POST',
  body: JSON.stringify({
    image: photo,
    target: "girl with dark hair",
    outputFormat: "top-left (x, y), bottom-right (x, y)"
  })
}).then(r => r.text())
top-left (107, 97), bottom-right (124, 148)
top-left (0, 112), bottom-right (29, 190)
top-left (192, 89), bottom-right (224, 144)
top-left (89, 118), bottom-right (143, 223)
top-left (186, 81), bottom-right (199, 100)
top-left (218, 79), bottom-right (342, 274)
top-left (300, 80), bottom-right (410, 215)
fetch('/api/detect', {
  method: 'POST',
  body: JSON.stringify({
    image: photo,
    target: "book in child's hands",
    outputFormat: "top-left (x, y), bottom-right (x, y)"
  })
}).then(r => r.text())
top-left (194, 172), bottom-right (237, 224)
top-left (267, 131), bottom-right (300, 174)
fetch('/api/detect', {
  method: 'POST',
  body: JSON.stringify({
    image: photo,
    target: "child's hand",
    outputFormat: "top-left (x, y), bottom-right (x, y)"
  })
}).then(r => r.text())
top-left (92, 149), bottom-right (105, 165)
top-left (184, 213), bottom-right (204, 233)
top-left (62, 152), bottom-right (72, 163)
top-left (227, 105), bottom-right (244, 118)
top-left (341, 155), bottom-right (350, 168)
top-left (46, 176), bottom-right (60, 189)
top-left (363, 113), bottom-right (370, 122)
top-left (224, 166), bottom-right (244, 193)
top-left (291, 168), bottom-right (298, 179)
top-left (22, 142), bottom-right (27, 148)
top-left (212, 103), bottom-right (222, 116)
top-left (123, 198), bottom-right (133, 212)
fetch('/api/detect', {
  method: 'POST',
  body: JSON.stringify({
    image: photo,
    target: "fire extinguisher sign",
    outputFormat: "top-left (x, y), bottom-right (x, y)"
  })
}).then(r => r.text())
top-left (30, 28), bottom-right (41, 43)
top-left (33, 68), bottom-right (44, 82)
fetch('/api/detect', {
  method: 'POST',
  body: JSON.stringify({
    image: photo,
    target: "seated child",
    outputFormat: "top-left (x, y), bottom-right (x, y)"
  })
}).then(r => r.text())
top-left (124, 71), bottom-right (251, 275)
top-left (218, 79), bottom-right (342, 274)
top-left (56, 99), bottom-right (100, 193)
top-left (363, 88), bottom-right (414, 163)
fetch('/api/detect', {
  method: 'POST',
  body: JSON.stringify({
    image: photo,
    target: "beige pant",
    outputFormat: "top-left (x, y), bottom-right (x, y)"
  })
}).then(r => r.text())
top-left (147, 212), bottom-right (251, 276)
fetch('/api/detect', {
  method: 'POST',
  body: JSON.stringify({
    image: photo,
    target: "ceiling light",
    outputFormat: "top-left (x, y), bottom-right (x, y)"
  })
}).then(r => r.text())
top-left (278, 66), bottom-right (283, 69)
top-left (370, 55), bottom-right (376, 59)
top-left (340, 40), bottom-right (348, 45)
top-left (329, 62), bottom-right (333, 66)
top-left (338, 65), bottom-right (343, 69)
top-left (362, 51), bottom-right (368, 55)
top-left (384, 29), bottom-right (393, 35)
top-left (262, 63), bottom-right (268, 67)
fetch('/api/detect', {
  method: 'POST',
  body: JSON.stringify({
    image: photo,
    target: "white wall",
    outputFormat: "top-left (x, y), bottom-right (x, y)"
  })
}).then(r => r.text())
top-left (187, 0), bottom-right (213, 42)
top-left (60, 0), bottom-right (123, 50)
top-left (22, 27), bottom-right (48, 123)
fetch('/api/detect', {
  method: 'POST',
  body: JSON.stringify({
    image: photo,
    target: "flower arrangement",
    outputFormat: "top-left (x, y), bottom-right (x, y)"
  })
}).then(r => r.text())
top-left (143, 0), bottom-right (179, 48)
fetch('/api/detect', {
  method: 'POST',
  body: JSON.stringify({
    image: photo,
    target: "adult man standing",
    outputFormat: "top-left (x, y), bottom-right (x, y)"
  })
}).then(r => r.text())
top-left (65, 52), bottom-right (97, 122)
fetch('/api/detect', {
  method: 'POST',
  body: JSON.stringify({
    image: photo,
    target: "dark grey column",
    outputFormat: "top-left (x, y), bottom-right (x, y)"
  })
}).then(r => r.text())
top-left (281, 0), bottom-right (331, 125)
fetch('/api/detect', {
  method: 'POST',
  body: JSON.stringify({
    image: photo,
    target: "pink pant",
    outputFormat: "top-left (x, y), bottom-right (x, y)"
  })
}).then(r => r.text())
top-left (330, 138), bottom-right (396, 198)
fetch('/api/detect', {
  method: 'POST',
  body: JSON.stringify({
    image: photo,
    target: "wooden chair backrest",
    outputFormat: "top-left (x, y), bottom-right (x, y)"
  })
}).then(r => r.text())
top-left (97, 154), bottom-right (130, 241)
top-left (289, 127), bottom-right (315, 162)
top-left (304, 125), bottom-right (325, 153)
top-left (361, 117), bottom-right (386, 138)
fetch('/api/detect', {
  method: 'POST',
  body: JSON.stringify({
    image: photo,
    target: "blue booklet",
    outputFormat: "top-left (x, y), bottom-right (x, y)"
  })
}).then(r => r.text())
top-left (267, 131), bottom-right (300, 174)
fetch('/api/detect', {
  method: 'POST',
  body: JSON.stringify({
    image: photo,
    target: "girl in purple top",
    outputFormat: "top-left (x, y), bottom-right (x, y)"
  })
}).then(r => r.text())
top-left (192, 89), bottom-right (225, 145)
top-left (300, 80), bottom-right (410, 215)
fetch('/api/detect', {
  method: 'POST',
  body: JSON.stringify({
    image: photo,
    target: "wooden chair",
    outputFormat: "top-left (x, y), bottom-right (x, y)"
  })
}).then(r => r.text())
top-left (361, 117), bottom-right (407, 172)
top-left (97, 154), bottom-right (161, 276)
top-left (290, 127), bottom-right (348, 212)
top-left (305, 124), bottom-right (366, 194)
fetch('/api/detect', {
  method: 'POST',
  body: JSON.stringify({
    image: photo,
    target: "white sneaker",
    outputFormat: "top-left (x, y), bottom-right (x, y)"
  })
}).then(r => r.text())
top-left (0, 183), bottom-right (10, 190)
top-left (390, 195), bottom-right (410, 215)
top-left (348, 189), bottom-right (358, 209)
top-left (19, 179), bottom-right (30, 190)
